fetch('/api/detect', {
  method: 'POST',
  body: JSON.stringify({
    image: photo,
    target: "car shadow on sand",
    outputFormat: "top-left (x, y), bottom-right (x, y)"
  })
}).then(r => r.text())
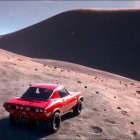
top-left (0, 112), bottom-right (77, 140)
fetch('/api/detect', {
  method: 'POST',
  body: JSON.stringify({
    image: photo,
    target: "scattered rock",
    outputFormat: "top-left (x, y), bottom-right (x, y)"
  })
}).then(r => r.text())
top-left (104, 119), bottom-right (116, 124)
top-left (131, 83), bottom-right (134, 85)
top-left (137, 87), bottom-right (139, 88)
top-left (114, 96), bottom-right (116, 98)
top-left (125, 84), bottom-right (128, 87)
top-left (134, 94), bottom-right (136, 96)
top-left (121, 111), bottom-right (128, 116)
top-left (132, 130), bottom-right (137, 137)
top-left (101, 80), bottom-right (103, 82)
top-left (91, 126), bottom-right (103, 133)
top-left (92, 108), bottom-right (98, 111)
top-left (8, 58), bottom-right (10, 59)
top-left (29, 84), bottom-right (32, 86)
top-left (84, 86), bottom-right (87, 88)
top-left (76, 134), bottom-right (80, 137)
top-left (136, 91), bottom-right (140, 94)
top-left (54, 66), bottom-right (57, 69)
top-left (35, 68), bottom-right (38, 71)
top-left (77, 80), bottom-right (82, 83)
top-left (104, 109), bottom-right (107, 111)
top-left (117, 106), bottom-right (121, 110)
top-left (43, 64), bottom-right (46, 66)
top-left (61, 69), bottom-right (65, 72)
top-left (17, 59), bottom-right (22, 61)
top-left (130, 121), bottom-right (134, 125)
top-left (120, 81), bottom-right (121, 84)
top-left (95, 76), bottom-right (97, 79)
top-left (96, 91), bottom-right (99, 94)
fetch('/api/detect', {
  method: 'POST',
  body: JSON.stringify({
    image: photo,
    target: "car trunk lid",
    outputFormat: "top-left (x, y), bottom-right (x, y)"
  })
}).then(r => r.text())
top-left (8, 97), bottom-right (50, 108)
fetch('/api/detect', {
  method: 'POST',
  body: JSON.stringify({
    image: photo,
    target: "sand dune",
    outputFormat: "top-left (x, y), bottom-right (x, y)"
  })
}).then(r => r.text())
top-left (0, 49), bottom-right (140, 139)
top-left (0, 9), bottom-right (140, 81)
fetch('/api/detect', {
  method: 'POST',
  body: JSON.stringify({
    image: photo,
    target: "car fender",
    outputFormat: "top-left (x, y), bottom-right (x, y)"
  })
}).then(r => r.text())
top-left (50, 108), bottom-right (61, 117)
top-left (78, 95), bottom-right (83, 102)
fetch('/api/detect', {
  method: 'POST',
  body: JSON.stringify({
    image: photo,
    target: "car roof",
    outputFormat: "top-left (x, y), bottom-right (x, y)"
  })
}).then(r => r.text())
top-left (31, 84), bottom-right (62, 91)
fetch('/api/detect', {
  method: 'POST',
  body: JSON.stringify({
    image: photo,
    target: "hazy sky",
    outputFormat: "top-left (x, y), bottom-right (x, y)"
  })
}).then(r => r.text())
top-left (0, 1), bottom-right (140, 35)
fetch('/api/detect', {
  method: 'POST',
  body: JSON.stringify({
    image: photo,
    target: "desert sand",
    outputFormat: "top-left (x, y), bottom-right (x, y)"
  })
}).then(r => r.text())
top-left (0, 49), bottom-right (140, 139)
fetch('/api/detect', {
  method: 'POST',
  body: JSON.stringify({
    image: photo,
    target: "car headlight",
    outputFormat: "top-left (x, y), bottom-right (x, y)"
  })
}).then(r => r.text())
top-left (26, 107), bottom-right (30, 111)
top-left (40, 109), bottom-right (44, 113)
top-left (20, 106), bottom-right (23, 110)
top-left (35, 108), bottom-right (39, 112)
top-left (16, 106), bottom-right (19, 109)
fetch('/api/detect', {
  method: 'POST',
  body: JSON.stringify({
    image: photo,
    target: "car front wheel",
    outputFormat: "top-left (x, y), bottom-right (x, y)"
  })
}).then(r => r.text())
top-left (73, 100), bottom-right (82, 115)
top-left (46, 112), bottom-right (61, 133)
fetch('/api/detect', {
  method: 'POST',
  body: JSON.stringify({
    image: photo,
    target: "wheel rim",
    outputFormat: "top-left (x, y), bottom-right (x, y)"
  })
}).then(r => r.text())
top-left (78, 103), bottom-right (82, 112)
top-left (53, 117), bottom-right (60, 129)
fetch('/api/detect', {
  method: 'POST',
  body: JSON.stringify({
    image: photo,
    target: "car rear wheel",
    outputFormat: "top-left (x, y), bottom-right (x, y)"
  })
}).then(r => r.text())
top-left (46, 112), bottom-right (61, 133)
top-left (9, 114), bottom-right (19, 125)
top-left (73, 100), bottom-right (82, 115)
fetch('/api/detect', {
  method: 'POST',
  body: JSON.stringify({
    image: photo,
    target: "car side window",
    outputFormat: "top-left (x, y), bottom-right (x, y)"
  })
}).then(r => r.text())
top-left (58, 88), bottom-right (69, 98)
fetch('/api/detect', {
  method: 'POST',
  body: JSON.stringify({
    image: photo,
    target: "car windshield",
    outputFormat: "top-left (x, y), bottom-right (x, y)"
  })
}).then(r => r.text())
top-left (22, 87), bottom-right (53, 100)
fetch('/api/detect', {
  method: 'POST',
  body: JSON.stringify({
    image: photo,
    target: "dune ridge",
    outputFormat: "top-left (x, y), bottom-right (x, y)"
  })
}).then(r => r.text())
top-left (0, 9), bottom-right (140, 81)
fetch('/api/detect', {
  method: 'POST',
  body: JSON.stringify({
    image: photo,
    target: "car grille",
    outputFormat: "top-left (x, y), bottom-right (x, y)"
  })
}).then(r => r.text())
top-left (30, 108), bottom-right (35, 112)
top-left (11, 104), bottom-right (15, 109)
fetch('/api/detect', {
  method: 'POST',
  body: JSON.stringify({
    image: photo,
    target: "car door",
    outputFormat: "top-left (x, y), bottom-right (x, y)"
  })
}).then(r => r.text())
top-left (58, 87), bottom-right (74, 113)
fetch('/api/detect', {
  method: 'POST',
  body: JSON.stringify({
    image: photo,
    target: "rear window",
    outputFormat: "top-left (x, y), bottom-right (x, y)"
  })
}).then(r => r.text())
top-left (22, 87), bottom-right (53, 100)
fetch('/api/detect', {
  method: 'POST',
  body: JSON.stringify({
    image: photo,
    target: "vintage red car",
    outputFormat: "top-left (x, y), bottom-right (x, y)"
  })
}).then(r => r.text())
top-left (3, 84), bottom-right (83, 132)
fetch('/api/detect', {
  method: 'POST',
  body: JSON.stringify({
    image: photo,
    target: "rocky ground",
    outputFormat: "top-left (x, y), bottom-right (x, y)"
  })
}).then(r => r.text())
top-left (0, 49), bottom-right (140, 139)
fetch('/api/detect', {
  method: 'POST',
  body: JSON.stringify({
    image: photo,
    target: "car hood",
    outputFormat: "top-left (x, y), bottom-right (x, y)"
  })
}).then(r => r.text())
top-left (8, 97), bottom-right (50, 108)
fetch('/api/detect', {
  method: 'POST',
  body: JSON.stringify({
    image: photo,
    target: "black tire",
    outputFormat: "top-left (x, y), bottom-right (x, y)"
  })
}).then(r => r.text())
top-left (9, 114), bottom-right (19, 125)
top-left (46, 112), bottom-right (61, 133)
top-left (28, 119), bottom-right (35, 127)
top-left (73, 100), bottom-right (82, 115)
